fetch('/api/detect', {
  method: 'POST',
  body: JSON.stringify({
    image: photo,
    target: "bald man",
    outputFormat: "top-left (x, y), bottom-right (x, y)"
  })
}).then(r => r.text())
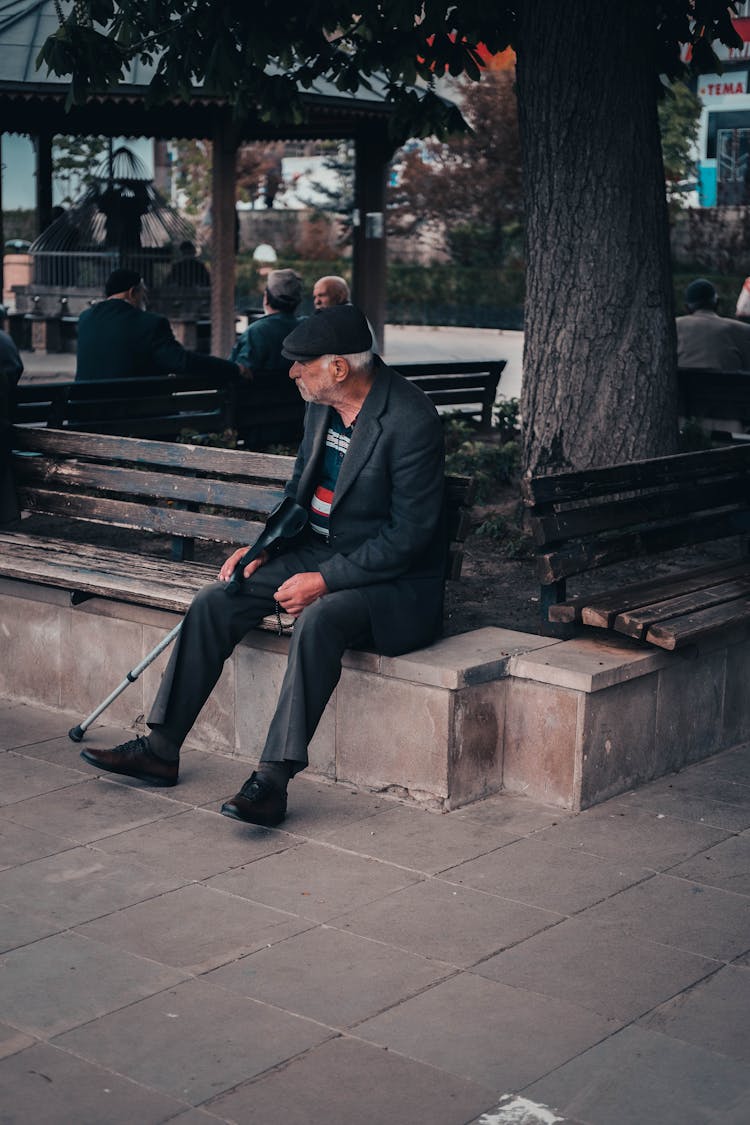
top-left (313, 275), bottom-right (350, 310)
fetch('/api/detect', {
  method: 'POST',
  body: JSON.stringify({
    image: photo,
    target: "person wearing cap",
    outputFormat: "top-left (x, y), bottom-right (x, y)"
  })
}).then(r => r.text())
top-left (75, 268), bottom-right (247, 382)
top-left (229, 268), bottom-right (305, 445)
top-left (79, 304), bottom-right (446, 829)
top-left (230, 268), bottom-right (303, 373)
top-left (676, 278), bottom-right (750, 370)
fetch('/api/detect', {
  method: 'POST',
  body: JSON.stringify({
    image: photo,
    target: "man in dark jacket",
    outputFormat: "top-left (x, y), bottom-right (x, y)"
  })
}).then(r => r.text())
top-left (79, 305), bottom-right (446, 828)
top-left (229, 267), bottom-right (304, 445)
top-left (75, 268), bottom-right (245, 381)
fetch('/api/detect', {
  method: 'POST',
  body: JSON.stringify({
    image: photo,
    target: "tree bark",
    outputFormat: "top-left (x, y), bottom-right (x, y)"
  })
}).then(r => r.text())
top-left (516, 0), bottom-right (678, 476)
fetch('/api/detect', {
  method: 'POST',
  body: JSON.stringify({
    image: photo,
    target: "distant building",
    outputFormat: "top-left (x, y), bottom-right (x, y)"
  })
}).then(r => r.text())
top-left (693, 3), bottom-right (750, 205)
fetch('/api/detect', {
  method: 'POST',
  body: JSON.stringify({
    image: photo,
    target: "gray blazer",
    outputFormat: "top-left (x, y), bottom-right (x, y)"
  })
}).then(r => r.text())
top-left (284, 358), bottom-right (446, 655)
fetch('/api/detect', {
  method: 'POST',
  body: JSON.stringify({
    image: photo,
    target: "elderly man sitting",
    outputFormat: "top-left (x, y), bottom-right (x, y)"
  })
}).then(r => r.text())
top-left (79, 305), bottom-right (446, 827)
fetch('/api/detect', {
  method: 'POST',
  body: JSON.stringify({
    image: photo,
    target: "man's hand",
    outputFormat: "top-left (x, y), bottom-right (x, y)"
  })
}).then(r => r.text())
top-left (274, 572), bottom-right (328, 616)
top-left (236, 363), bottom-right (253, 380)
top-left (218, 547), bottom-right (267, 582)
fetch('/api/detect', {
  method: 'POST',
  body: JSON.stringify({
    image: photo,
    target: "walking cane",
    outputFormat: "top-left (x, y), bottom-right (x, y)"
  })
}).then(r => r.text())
top-left (68, 498), bottom-right (308, 743)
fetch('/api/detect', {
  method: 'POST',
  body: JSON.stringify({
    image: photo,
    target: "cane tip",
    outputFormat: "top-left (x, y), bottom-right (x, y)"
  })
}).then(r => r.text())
top-left (68, 725), bottom-right (85, 742)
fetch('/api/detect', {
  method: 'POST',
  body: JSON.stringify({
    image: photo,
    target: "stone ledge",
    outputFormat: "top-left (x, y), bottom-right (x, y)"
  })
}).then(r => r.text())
top-left (3, 576), bottom-right (747, 814)
top-left (510, 633), bottom-right (673, 693)
top-left (378, 627), bottom-right (559, 688)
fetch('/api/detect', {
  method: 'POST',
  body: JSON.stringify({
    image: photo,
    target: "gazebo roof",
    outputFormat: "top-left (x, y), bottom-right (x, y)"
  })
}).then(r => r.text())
top-left (0, 0), bottom-right (400, 140)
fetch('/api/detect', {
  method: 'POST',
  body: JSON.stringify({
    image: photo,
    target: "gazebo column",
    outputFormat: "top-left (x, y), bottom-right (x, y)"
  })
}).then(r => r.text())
top-left (211, 120), bottom-right (239, 358)
top-left (35, 131), bottom-right (54, 235)
top-left (352, 127), bottom-right (394, 352)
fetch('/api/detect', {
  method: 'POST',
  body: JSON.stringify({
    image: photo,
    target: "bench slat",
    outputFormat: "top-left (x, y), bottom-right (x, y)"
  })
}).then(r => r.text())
top-left (0, 533), bottom-right (292, 631)
top-left (532, 476), bottom-right (749, 547)
top-left (13, 427), bottom-right (294, 484)
top-left (612, 574), bottom-right (750, 638)
top-left (537, 508), bottom-right (750, 584)
top-left (55, 415), bottom-right (228, 440)
top-left (645, 595), bottom-right (750, 650)
top-left (523, 444), bottom-right (750, 506)
top-left (17, 487), bottom-right (266, 545)
top-left (549, 560), bottom-right (750, 624)
top-left (15, 455), bottom-right (285, 515)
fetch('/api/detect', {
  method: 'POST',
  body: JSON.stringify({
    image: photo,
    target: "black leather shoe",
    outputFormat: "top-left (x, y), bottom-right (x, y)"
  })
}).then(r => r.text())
top-left (221, 771), bottom-right (287, 827)
top-left (80, 736), bottom-right (179, 787)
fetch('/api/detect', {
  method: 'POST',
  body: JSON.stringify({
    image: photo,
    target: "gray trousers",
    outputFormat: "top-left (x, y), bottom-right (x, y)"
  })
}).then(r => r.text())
top-left (147, 541), bottom-right (372, 768)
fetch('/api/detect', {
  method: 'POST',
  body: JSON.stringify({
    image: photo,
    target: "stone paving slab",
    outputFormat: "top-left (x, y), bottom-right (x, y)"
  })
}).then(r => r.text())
top-left (471, 916), bottom-right (720, 1022)
top-left (2, 775), bottom-right (190, 844)
top-left (0, 751), bottom-right (86, 805)
top-left (91, 806), bottom-right (295, 881)
top-left (581, 873), bottom-right (750, 961)
top-left (0, 700), bottom-right (78, 750)
top-left (534, 796), bottom-right (732, 868)
top-left (439, 835), bottom-right (653, 914)
top-left (1, 702), bottom-right (748, 1124)
top-left (0, 813), bottom-right (74, 870)
top-left (204, 923), bottom-right (455, 1028)
top-left (205, 840), bottom-right (422, 923)
top-left (667, 833), bottom-right (750, 895)
top-left (354, 972), bottom-right (621, 1092)
top-left (0, 845), bottom-right (187, 930)
top-left (53, 977), bottom-right (333, 1106)
top-left (0, 1042), bottom-right (192, 1124)
top-left (1, 931), bottom-right (187, 1038)
top-left (525, 1024), bottom-right (750, 1125)
top-left (264, 774), bottom-right (392, 837)
top-left (331, 877), bottom-right (561, 966)
top-left (638, 964), bottom-right (750, 1063)
top-left (452, 790), bottom-right (572, 836)
top-left (74, 882), bottom-right (312, 975)
top-left (321, 802), bottom-right (522, 874)
top-left (0, 902), bottom-right (63, 954)
top-left (206, 1035), bottom-right (498, 1125)
top-left (0, 1021), bottom-right (35, 1062)
top-left (690, 744), bottom-right (750, 787)
top-left (625, 769), bottom-right (750, 832)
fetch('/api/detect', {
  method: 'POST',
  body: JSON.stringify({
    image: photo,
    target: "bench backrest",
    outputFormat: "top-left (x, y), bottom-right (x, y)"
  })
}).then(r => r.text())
top-left (677, 367), bottom-right (750, 437)
top-left (10, 426), bottom-right (475, 578)
top-left (14, 360), bottom-right (506, 445)
top-left (395, 360), bottom-right (506, 429)
top-left (14, 376), bottom-right (230, 439)
top-left (14, 372), bottom-right (307, 448)
top-left (10, 427), bottom-right (291, 560)
top-left (523, 444), bottom-right (750, 585)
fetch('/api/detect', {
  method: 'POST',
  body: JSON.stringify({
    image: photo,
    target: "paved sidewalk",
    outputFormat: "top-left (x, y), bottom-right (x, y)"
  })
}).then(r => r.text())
top-left (1, 698), bottom-right (749, 1125)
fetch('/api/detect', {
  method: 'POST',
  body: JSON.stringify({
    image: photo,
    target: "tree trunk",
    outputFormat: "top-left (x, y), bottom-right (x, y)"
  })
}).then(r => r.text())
top-left (516, 0), bottom-right (678, 476)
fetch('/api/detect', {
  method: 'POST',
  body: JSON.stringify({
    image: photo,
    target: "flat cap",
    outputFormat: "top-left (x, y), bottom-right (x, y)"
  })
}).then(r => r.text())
top-left (266, 268), bottom-right (302, 306)
top-left (282, 304), bottom-right (372, 362)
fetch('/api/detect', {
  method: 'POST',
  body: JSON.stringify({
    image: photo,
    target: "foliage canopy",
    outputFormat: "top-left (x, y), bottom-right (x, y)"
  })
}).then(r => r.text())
top-left (40, 2), bottom-right (743, 136)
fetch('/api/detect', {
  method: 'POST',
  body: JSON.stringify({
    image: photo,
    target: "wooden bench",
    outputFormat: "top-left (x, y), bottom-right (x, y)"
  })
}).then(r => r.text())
top-left (0, 426), bottom-right (474, 632)
top-left (13, 373), bottom-right (305, 449)
top-left (523, 445), bottom-right (750, 651)
top-left (13, 360), bottom-right (506, 447)
top-left (678, 366), bottom-right (750, 443)
top-left (13, 375), bottom-right (230, 441)
top-left (394, 360), bottom-right (507, 430)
